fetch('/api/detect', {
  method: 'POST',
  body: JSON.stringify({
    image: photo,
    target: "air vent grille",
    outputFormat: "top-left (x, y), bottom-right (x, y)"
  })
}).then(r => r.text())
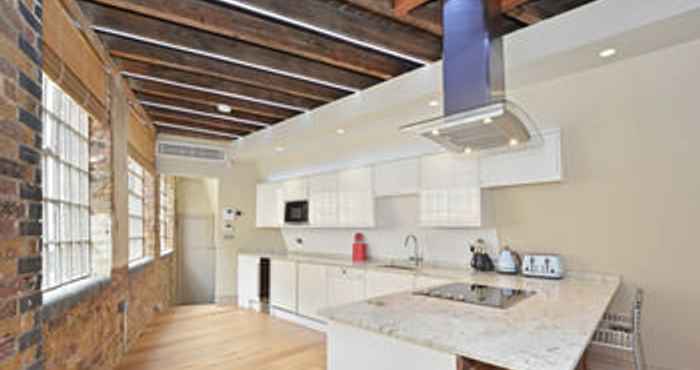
top-left (158, 141), bottom-right (227, 161)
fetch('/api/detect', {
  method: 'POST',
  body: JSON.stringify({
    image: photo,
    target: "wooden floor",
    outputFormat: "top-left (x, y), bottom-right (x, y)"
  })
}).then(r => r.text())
top-left (116, 305), bottom-right (326, 370)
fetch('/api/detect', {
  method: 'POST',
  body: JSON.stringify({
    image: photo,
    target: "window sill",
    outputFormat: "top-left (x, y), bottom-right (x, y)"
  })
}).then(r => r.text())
top-left (160, 250), bottom-right (175, 258)
top-left (41, 276), bottom-right (112, 322)
top-left (128, 256), bottom-right (155, 274)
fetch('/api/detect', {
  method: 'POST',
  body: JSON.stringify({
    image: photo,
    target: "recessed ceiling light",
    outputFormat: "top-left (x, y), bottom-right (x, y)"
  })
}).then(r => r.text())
top-left (464, 147), bottom-right (473, 154)
top-left (431, 129), bottom-right (440, 136)
top-left (509, 138), bottom-right (519, 147)
top-left (336, 128), bottom-right (345, 135)
top-left (429, 100), bottom-right (440, 107)
top-left (483, 117), bottom-right (493, 125)
top-left (275, 146), bottom-right (285, 152)
top-left (599, 48), bottom-right (617, 58)
top-left (217, 103), bottom-right (232, 114)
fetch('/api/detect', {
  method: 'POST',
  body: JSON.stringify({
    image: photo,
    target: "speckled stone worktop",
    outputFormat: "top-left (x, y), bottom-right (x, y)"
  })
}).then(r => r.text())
top-left (239, 250), bottom-right (620, 370)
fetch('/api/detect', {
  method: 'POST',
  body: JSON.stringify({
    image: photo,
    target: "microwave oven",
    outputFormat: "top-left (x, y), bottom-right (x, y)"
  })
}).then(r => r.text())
top-left (284, 200), bottom-right (309, 224)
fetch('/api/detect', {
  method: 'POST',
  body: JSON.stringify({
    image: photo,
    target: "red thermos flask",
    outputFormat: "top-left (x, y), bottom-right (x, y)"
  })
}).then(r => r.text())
top-left (352, 233), bottom-right (367, 262)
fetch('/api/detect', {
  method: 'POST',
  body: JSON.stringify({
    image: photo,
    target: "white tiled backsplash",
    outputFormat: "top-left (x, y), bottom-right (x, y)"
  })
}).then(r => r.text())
top-left (281, 196), bottom-right (500, 267)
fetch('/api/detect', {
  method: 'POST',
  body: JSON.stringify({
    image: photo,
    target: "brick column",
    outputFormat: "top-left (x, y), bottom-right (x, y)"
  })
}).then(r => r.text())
top-left (0, 0), bottom-right (45, 369)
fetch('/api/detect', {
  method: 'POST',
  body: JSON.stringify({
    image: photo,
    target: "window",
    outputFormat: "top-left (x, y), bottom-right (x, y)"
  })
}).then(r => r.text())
top-left (128, 157), bottom-right (145, 262)
top-left (159, 176), bottom-right (174, 254)
top-left (41, 76), bottom-right (91, 290)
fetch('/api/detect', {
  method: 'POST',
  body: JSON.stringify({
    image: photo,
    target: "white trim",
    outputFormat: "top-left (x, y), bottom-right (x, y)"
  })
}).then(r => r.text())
top-left (141, 101), bottom-right (270, 128)
top-left (93, 26), bottom-right (359, 92)
top-left (270, 306), bottom-right (327, 333)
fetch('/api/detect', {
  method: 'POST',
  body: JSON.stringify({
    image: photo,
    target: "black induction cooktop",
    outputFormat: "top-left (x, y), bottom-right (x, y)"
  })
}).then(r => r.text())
top-left (414, 283), bottom-right (535, 309)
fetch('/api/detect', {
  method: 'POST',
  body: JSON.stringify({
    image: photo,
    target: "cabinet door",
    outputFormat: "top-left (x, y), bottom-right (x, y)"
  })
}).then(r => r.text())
top-left (298, 263), bottom-right (328, 321)
top-left (237, 255), bottom-right (260, 309)
top-left (327, 267), bottom-right (365, 307)
top-left (282, 178), bottom-right (308, 201)
top-left (309, 173), bottom-right (339, 227)
top-left (270, 260), bottom-right (297, 312)
top-left (365, 270), bottom-right (415, 299)
top-left (338, 168), bottom-right (374, 227)
top-left (373, 158), bottom-right (419, 197)
top-left (256, 183), bottom-right (282, 228)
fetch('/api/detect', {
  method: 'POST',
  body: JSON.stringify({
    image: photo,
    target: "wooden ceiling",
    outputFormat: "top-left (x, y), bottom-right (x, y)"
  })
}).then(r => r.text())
top-left (76, 0), bottom-right (595, 141)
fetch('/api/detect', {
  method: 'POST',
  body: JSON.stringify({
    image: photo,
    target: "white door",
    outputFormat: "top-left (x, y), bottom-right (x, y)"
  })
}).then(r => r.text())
top-left (179, 215), bottom-right (216, 304)
top-left (237, 255), bottom-right (260, 309)
top-left (298, 263), bottom-right (328, 321)
top-left (308, 173), bottom-right (339, 227)
top-left (327, 267), bottom-right (365, 307)
top-left (338, 168), bottom-right (374, 227)
top-left (270, 260), bottom-right (297, 312)
top-left (256, 182), bottom-right (282, 228)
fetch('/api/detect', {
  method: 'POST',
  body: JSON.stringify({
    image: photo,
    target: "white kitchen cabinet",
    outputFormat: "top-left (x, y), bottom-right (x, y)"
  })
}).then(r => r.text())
top-left (365, 270), bottom-right (415, 299)
top-left (420, 153), bottom-right (481, 227)
top-left (414, 276), bottom-right (452, 290)
top-left (373, 158), bottom-right (419, 197)
top-left (237, 255), bottom-right (260, 309)
top-left (480, 128), bottom-right (563, 188)
top-left (338, 167), bottom-right (375, 227)
top-left (256, 182), bottom-right (283, 228)
top-left (270, 260), bottom-right (297, 312)
top-left (298, 263), bottom-right (328, 321)
top-left (282, 178), bottom-right (308, 201)
top-left (327, 266), bottom-right (365, 307)
top-left (308, 173), bottom-right (339, 227)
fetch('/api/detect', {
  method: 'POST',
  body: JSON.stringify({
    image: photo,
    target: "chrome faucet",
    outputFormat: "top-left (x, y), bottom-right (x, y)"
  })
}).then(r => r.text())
top-left (404, 234), bottom-right (423, 267)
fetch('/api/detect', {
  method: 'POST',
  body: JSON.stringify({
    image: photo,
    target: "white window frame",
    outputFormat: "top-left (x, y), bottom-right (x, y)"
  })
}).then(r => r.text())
top-left (128, 157), bottom-right (146, 262)
top-left (41, 76), bottom-right (92, 291)
top-left (159, 175), bottom-right (173, 254)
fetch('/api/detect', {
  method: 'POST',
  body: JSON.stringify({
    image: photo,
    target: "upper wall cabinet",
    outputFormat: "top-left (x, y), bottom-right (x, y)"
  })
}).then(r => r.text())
top-left (282, 178), bottom-right (308, 201)
top-left (420, 153), bottom-right (481, 227)
top-left (256, 182), bottom-right (283, 228)
top-left (338, 168), bottom-right (375, 227)
top-left (309, 173), bottom-right (339, 227)
top-left (373, 158), bottom-right (420, 197)
top-left (480, 128), bottom-right (563, 188)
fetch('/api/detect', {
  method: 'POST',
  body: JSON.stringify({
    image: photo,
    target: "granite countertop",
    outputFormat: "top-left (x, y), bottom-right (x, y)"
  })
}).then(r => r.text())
top-left (239, 250), bottom-right (620, 370)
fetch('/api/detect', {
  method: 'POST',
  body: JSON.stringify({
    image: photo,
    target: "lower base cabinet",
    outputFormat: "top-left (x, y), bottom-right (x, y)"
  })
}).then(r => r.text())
top-left (298, 263), bottom-right (328, 321)
top-left (365, 270), bottom-right (415, 299)
top-left (237, 255), bottom-right (260, 309)
top-left (327, 267), bottom-right (365, 307)
top-left (270, 260), bottom-right (297, 312)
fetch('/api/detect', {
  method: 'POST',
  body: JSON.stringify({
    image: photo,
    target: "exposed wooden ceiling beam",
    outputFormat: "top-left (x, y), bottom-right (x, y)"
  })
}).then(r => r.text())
top-left (145, 108), bottom-right (259, 134)
top-left (156, 125), bottom-right (236, 142)
top-left (136, 93), bottom-right (281, 126)
top-left (101, 35), bottom-right (347, 103)
top-left (115, 58), bottom-right (322, 112)
top-left (502, 0), bottom-right (530, 12)
top-left (126, 78), bottom-right (296, 121)
top-left (77, 1), bottom-right (382, 91)
top-left (231, 0), bottom-right (442, 62)
top-left (81, 0), bottom-right (418, 80)
top-left (394, 0), bottom-right (432, 16)
top-left (343, 0), bottom-right (442, 36)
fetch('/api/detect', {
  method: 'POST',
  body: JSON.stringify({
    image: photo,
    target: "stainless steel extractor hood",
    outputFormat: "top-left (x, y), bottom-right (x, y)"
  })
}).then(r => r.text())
top-left (400, 0), bottom-right (540, 154)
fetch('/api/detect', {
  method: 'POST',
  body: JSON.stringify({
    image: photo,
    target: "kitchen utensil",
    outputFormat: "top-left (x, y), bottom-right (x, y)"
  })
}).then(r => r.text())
top-left (496, 246), bottom-right (521, 274)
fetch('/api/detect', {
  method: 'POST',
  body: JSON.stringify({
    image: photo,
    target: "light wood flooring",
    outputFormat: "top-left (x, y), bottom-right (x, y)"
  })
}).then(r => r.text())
top-left (116, 305), bottom-right (326, 370)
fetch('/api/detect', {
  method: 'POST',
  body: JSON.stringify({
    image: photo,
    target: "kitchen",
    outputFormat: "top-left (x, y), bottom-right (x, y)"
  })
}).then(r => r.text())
top-left (7, 0), bottom-right (698, 370)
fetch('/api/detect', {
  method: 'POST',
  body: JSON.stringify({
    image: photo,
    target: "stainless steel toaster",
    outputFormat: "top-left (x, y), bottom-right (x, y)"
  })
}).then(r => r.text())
top-left (522, 254), bottom-right (564, 279)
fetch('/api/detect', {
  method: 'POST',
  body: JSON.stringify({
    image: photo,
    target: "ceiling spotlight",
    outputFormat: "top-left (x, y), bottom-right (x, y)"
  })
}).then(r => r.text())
top-left (217, 103), bottom-right (232, 114)
top-left (599, 48), bottom-right (617, 58)
top-left (464, 147), bottom-right (473, 155)
top-left (509, 138), bottom-right (519, 147)
top-left (336, 128), bottom-right (345, 135)
top-left (431, 129), bottom-right (440, 136)
top-left (483, 117), bottom-right (493, 125)
top-left (275, 146), bottom-right (285, 152)
top-left (429, 100), bottom-right (440, 107)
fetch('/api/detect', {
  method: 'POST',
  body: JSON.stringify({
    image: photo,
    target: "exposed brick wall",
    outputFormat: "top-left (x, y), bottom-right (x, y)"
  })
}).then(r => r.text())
top-left (0, 0), bottom-right (45, 369)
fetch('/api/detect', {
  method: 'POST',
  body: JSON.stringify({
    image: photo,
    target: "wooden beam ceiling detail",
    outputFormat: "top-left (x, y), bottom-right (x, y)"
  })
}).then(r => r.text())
top-left (101, 35), bottom-right (347, 103)
top-left (394, 0), bottom-right (432, 16)
top-left (78, 1), bottom-right (382, 91)
top-left (126, 79), bottom-right (296, 121)
top-left (136, 93), bottom-right (281, 126)
top-left (146, 108), bottom-right (257, 134)
top-left (343, 0), bottom-right (442, 36)
top-left (115, 58), bottom-right (322, 111)
top-left (82, 0), bottom-right (418, 80)
top-left (237, 0), bottom-right (442, 62)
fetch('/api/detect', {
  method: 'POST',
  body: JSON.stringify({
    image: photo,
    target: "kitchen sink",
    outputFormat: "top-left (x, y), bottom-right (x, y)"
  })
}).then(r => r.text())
top-left (378, 264), bottom-right (418, 271)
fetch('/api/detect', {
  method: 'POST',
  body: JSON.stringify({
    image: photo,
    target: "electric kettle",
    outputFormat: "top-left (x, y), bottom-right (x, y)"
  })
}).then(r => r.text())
top-left (496, 246), bottom-right (521, 275)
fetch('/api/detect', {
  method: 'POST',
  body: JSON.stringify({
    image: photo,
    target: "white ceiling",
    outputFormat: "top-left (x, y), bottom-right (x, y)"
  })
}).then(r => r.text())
top-left (229, 0), bottom-right (700, 179)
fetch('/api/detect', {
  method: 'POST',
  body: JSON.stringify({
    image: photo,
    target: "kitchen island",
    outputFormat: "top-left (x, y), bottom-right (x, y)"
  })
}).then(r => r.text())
top-left (320, 269), bottom-right (619, 370)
